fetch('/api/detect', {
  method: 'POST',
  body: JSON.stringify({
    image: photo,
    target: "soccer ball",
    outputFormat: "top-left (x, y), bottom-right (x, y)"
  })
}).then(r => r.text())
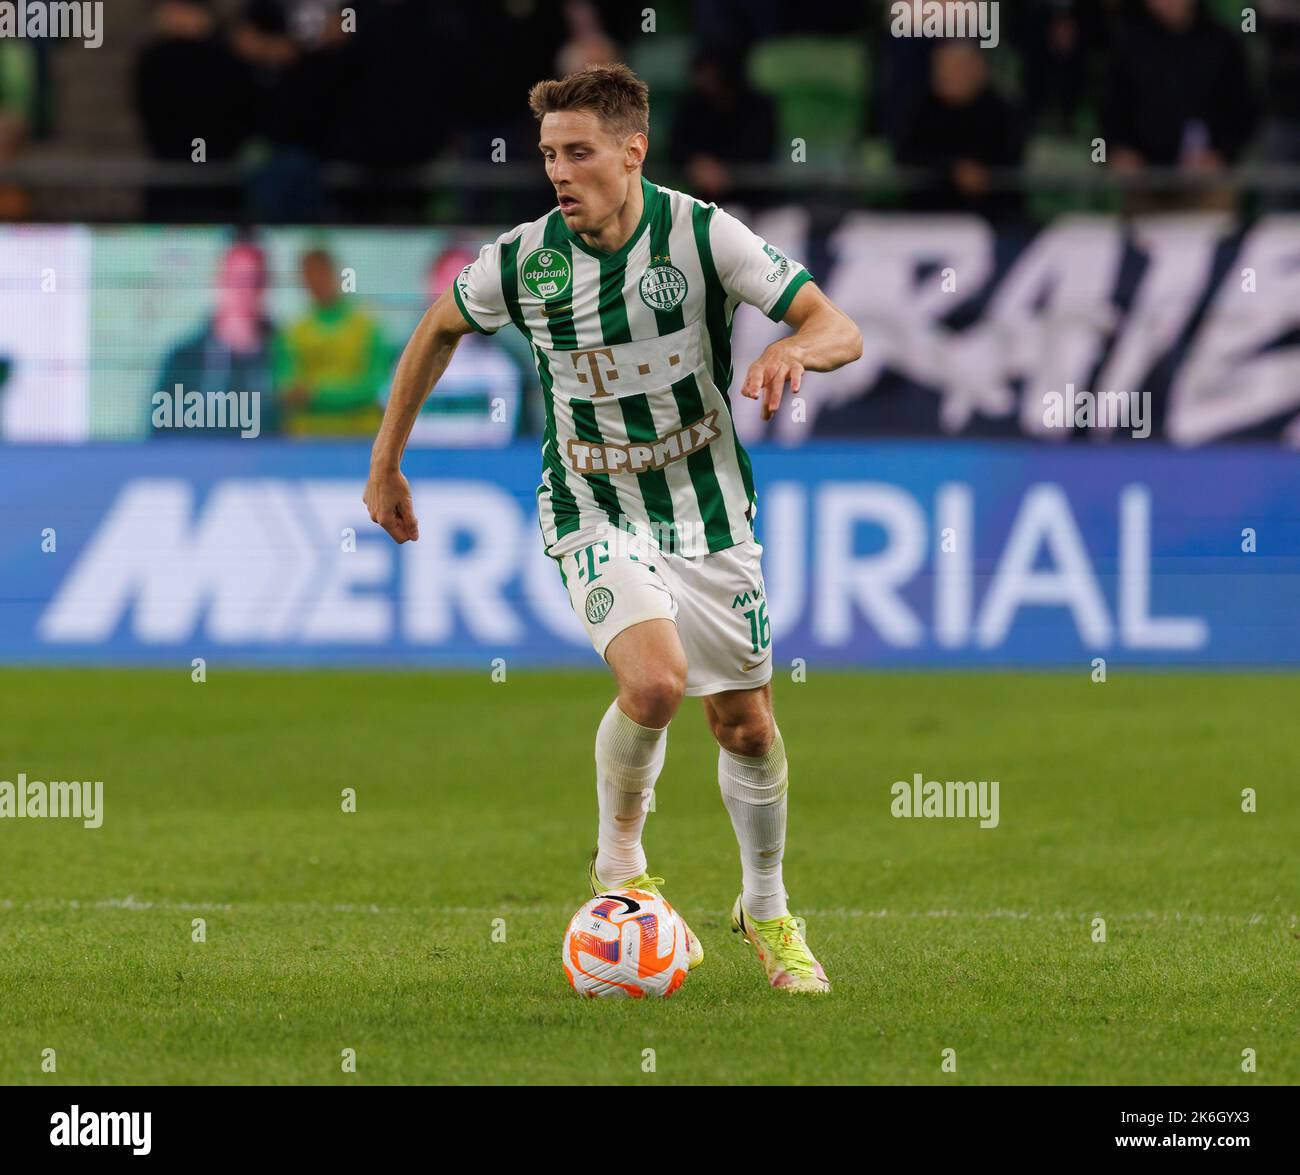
top-left (562, 887), bottom-right (690, 999)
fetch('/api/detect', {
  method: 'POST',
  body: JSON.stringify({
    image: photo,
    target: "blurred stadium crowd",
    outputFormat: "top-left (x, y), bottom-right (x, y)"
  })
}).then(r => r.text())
top-left (4, 0), bottom-right (1299, 449)
top-left (0, 0), bottom-right (1292, 224)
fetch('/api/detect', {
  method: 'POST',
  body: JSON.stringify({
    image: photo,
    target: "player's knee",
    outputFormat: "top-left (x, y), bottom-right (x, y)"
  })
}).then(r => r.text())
top-left (621, 665), bottom-right (686, 727)
top-left (715, 713), bottom-right (775, 758)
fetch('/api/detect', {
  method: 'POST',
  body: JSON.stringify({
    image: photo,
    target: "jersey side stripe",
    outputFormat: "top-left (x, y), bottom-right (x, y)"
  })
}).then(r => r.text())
top-left (669, 372), bottom-right (732, 552)
top-left (535, 347), bottom-right (582, 543)
top-left (541, 212), bottom-right (578, 352)
top-left (596, 250), bottom-right (633, 345)
top-left (558, 245), bottom-right (626, 532)
top-left (660, 193), bottom-right (743, 556)
top-left (621, 230), bottom-right (701, 555)
top-left (649, 188), bottom-right (734, 551)
top-left (568, 397), bottom-right (625, 529)
top-left (529, 218), bottom-right (614, 543)
top-left (647, 188), bottom-right (685, 334)
top-left (595, 247), bottom-right (678, 551)
top-left (617, 393), bottom-right (678, 551)
top-left (691, 199), bottom-right (756, 511)
top-left (671, 197), bottom-right (748, 548)
top-left (504, 226), bottom-right (582, 546)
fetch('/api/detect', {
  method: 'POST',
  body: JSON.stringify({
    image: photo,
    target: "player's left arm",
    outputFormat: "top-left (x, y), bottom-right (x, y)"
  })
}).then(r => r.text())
top-left (740, 281), bottom-right (862, 421)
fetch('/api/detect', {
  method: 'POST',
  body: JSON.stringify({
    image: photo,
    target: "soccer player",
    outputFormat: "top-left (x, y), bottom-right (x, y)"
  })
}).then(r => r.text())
top-left (365, 64), bottom-right (862, 993)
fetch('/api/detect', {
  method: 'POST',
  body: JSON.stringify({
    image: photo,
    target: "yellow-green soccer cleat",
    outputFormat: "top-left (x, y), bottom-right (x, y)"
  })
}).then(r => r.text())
top-left (731, 895), bottom-right (830, 993)
top-left (588, 852), bottom-right (705, 969)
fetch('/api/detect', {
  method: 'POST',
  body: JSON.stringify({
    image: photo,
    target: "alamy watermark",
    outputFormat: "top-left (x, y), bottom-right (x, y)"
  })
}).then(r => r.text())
top-left (891, 772), bottom-right (999, 828)
top-left (152, 385), bottom-right (262, 439)
top-left (890, 1), bottom-right (1000, 50)
top-left (50, 1106), bottom-right (150, 1155)
top-left (1043, 384), bottom-right (1151, 439)
top-left (0, 772), bottom-right (103, 828)
top-left (0, 2), bottom-right (103, 49)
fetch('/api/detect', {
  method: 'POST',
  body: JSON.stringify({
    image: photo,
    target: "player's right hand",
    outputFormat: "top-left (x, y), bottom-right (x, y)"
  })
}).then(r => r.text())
top-left (363, 469), bottom-right (420, 544)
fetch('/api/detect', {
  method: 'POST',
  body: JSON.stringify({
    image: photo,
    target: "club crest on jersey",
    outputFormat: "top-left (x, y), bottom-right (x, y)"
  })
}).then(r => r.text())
top-left (639, 263), bottom-right (688, 311)
top-left (521, 247), bottom-right (572, 299)
top-left (585, 586), bottom-right (615, 624)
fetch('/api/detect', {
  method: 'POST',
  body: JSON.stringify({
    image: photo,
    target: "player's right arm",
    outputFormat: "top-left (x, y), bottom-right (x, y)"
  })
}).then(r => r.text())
top-left (365, 233), bottom-right (516, 543)
top-left (363, 289), bottom-right (474, 544)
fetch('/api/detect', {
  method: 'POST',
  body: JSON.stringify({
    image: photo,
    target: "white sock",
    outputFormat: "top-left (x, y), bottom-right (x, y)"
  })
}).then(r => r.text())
top-left (718, 726), bottom-right (789, 921)
top-left (594, 700), bottom-right (667, 885)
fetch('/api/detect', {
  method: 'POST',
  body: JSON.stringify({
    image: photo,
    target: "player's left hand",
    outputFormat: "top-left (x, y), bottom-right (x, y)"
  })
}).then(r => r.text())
top-left (741, 340), bottom-right (804, 422)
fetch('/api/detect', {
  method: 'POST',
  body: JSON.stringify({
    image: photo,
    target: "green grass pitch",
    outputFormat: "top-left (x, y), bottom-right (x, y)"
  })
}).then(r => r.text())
top-left (0, 667), bottom-right (1295, 1085)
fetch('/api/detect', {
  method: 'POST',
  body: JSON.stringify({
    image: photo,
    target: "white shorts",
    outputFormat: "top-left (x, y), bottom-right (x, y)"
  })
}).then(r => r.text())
top-left (557, 531), bottom-right (773, 697)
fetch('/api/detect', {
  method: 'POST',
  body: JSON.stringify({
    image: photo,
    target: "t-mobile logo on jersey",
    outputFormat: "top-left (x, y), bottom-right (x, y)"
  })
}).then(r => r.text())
top-left (570, 347), bottom-right (684, 398)
top-left (567, 412), bottom-right (720, 475)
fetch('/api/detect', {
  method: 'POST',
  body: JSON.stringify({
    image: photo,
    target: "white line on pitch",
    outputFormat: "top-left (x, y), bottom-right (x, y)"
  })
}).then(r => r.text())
top-left (0, 897), bottom-right (1293, 925)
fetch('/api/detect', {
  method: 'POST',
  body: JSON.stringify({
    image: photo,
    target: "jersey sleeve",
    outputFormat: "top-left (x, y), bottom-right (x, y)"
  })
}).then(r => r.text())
top-left (451, 235), bottom-right (513, 335)
top-left (708, 206), bottom-right (814, 323)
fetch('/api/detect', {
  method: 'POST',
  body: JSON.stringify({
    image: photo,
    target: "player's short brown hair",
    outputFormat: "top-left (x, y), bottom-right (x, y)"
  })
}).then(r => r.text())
top-left (527, 63), bottom-right (650, 142)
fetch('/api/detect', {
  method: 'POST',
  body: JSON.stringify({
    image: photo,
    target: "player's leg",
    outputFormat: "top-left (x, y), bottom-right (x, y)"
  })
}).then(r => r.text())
top-left (605, 617), bottom-right (687, 728)
top-left (669, 536), bottom-right (829, 992)
top-left (701, 683), bottom-right (786, 919)
top-left (703, 685), bottom-right (829, 993)
top-left (593, 616), bottom-right (704, 967)
top-left (559, 537), bottom-right (705, 967)
top-left (670, 541), bottom-right (785, 913)
top-left (594, 618), bottom-right (686, 884)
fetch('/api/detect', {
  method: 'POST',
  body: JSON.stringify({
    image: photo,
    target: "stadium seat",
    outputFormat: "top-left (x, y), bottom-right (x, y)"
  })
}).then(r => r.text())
top-left (646, 95), bottom-right (680, 161)
top-left (859, 138), bottom-right (903, 208)
top-left (1204, 0), bottom-right (1247, 27)
top-left (748, 38), bottom-right (868, 166)
top-left (1026, 134), bottom-right (1114, 217)
top-left (0, 40), bottom-right (37, 124)
top-left (628, 35), bottom-right (695, 103)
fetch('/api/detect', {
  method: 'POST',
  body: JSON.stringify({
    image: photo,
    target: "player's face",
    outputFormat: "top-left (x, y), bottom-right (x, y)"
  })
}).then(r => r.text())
top-left (539, 110), bottom-right (640, 235)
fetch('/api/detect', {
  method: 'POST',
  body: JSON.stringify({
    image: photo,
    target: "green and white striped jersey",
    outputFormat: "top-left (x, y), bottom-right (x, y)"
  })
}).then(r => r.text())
top-left (452, 176), bottom-right (812, 558)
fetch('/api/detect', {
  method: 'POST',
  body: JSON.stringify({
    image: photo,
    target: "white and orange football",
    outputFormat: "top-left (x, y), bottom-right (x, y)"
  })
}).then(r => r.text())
top-left (562, 888), bottom-right (690, 999)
